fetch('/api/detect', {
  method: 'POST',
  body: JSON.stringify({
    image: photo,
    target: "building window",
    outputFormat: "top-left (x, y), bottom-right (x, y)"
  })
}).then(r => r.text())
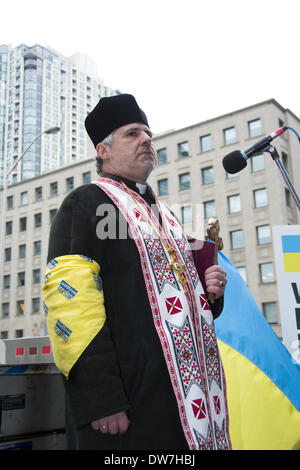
top-left (19, 217), bottom-right (27, 232)
top-left (33, 240), bottom-right (41, 256)
top-left (32, 298), bottom-right (40, 313)
top-left (254, 188), bottom-right (268, 208)
top-left (181, 205), bottom-right (192, 224)
top-left (251, 153), bottom-right (264, 172)
top-left (179, 173), bottom-right (190, 191)
top-left (248, 118), bottom-right (262, 138)
top-left (2, 303), bottom-right (9, 318)
top-left (33, 269), bottom-right (41, 284)
top-left (204, 200), bottom-right (216, 219)
top-left (200, 134), bottom-right (212, 152)
top-left (228, 194), bottom-right (241, 213)
top-left (236, 266), bottom-right (247, 284)
top-left (7, 195), bottom-right (13, 209)
top-left (226, 172), bottom-right (238, 179)
top-left (259, 262), bottom-right (275, 283)
top-left (18, 272), bottom-right (25, 287)
top-left (281, 152), bottom-right (288, 170)
top-left (3, 274), bottom-right (10, 289)
top-left (6, 221), bottom-right (12, 235)
top-left (66, 177), bottom-right (74, 192)
top-left (83, 171), bottom-right (91, 184)
top-left (201, 166), bottom-right (214, 185)
top-left (20, 191), bottom-right (28, 206)
top-left (262, 302), bottom-right (277, 323)
top-left (16, 301), bottom-right (24, 316)
top-left (1, 331), bottom-right (8, 339)
top-left (257, 225), bottom-right (271, 245)
top-left (158, 178), bottom-right (168, 196)
top-left (223, 127), bottom-right (236, 145)
top-left (157, 148), bottom-right (167, 164)
top-left (15, 329), bottom-right (23, 338)
top-left (34, 213), bottom-right (42, 228)
top-left (285, 188), bottom-right (292, 208)
top-left (17, 300), bottom-right (24, 315)
top-left (4, 247), bottom-right (11, 262)
top-left (178, 141), bottom-right (189, 159)
top-left (230, 229), bottom-right (244, 249)
top-left (50, 181), bottom-right (58, 197)
top-left (35, 186), bottom-right (43, 201)
top-left (19, 244), bottom-right (26, 259)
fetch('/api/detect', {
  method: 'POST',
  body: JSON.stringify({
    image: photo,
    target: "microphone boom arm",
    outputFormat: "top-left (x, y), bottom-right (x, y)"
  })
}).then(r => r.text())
top-left (264, 144), bottom-right (300, 212)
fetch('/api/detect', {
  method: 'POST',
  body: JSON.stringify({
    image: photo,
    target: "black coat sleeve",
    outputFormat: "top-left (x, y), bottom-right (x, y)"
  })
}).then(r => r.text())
top-left (47, 185), bottom-right (131, 428)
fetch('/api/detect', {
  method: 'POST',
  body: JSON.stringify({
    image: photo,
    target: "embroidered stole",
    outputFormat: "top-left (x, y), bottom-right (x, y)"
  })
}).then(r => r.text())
top-left (92, 177), bottom-right (231, 450)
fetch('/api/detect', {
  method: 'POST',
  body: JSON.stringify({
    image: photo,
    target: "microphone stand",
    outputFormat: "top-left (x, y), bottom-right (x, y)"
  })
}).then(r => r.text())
top-left (264, 144), bottom-right (300, 212)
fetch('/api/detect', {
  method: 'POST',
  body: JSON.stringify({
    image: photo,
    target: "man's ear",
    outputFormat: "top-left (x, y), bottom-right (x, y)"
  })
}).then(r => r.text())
top-left (96, 142), bottom-right (110, 161)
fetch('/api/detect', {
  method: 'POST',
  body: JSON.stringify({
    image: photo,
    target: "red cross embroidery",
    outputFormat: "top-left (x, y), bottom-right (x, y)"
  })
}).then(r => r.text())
top-left (200, 294), bottom-right (210, 310)
top-left (165, 297), bottom-right (183, 315)
top-left (132, 208), bottom-right (147, 223)
top-left (192, 398), bottom-right (206, 420)
top-left (213, 396), bottom-right (221, 415)
top-left (166, 215), bottom-right (177, 227)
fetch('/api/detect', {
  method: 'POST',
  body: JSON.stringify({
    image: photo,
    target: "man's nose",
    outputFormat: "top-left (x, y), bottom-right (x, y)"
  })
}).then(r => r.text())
top-left (141, 131), bottom-right (152, 144)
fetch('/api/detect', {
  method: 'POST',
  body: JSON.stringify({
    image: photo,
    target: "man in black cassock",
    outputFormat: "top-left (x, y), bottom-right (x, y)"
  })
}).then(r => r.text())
top-left (43, 94), bottom-right (230, 450)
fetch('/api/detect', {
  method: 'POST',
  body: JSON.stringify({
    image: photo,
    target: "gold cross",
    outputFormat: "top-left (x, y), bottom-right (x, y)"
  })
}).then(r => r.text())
top-left (167, 248), bottom-right (188, 294)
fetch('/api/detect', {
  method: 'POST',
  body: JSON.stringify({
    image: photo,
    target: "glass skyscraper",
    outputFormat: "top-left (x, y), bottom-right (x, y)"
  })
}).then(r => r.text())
top-left (0, 43), bottom-right (120, 185)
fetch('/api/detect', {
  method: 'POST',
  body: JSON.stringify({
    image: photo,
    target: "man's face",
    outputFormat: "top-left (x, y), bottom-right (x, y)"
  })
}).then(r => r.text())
top-left (97, 122), bottom-right (157, 183)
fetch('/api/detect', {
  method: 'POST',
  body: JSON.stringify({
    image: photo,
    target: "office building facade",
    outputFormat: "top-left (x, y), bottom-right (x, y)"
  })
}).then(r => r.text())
top-left (0, 98), bottom-right (299, 339)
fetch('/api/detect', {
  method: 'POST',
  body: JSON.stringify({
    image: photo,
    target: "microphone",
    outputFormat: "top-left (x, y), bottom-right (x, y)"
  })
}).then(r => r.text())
top-left (222, 126), bottom-right (287, 174)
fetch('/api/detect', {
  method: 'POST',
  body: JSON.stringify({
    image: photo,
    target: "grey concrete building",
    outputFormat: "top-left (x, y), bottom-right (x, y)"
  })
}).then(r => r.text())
top-left (0, 98), bottom-right (299, 339)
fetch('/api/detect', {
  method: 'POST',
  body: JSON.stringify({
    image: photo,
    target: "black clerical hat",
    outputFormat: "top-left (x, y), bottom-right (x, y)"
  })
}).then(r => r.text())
top-left (85, 94), bottom-right (149, 147)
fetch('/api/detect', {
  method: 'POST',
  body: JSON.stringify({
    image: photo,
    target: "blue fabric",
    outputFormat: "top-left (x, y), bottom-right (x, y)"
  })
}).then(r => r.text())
top-left (215, 251), bottom-right (300, 411)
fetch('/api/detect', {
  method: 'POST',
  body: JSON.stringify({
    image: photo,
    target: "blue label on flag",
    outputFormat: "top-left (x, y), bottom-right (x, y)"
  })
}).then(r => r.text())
top-left (47, 259), bottom-right (58, 270)
top-left (57, 280), bottom-right (78, 300)
top-left (55, 320), bottom-right (72, 342)
top-left (93, 274), bottom-right (103, 292)
top-left (43, 302), bottom-right (48, 316)
top-left (44, 272), bottom-right (52, 284)
top-left (80, 255), bottom-right (94, 263)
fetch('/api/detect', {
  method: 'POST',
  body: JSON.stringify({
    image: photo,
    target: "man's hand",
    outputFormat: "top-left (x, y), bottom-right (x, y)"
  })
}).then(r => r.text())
top-left (91, 411), bottom-right (130, 435)
top-left (204, 265), bottom-right (227, 300)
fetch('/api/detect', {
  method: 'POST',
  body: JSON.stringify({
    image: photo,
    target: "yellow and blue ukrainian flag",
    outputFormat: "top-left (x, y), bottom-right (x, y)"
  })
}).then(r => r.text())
top-left (215, 252), bottom-right (300, 450)
top-left (281, 235), bottom-right (300, 272)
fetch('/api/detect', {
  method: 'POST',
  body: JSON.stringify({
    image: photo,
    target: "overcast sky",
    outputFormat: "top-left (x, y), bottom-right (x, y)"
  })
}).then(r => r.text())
top-left (2, 0), bottom-right (300, 133)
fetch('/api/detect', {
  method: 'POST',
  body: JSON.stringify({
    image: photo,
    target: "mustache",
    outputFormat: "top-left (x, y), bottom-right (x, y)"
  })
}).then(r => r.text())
top-left (138, 144), bottom-right (155, 156)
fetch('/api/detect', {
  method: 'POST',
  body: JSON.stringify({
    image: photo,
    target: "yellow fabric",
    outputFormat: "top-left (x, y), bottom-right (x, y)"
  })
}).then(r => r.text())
top-left (283, 252), bottom-right (300, 272)
top-left (218, 340), bottom-right (300, 450)
top-left (43, 255), bottom-right (106, 379)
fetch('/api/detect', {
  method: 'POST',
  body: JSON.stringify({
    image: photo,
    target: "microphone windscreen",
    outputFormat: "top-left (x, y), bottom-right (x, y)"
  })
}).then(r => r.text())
top-left (222, 150), bottom-right (247, 174)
